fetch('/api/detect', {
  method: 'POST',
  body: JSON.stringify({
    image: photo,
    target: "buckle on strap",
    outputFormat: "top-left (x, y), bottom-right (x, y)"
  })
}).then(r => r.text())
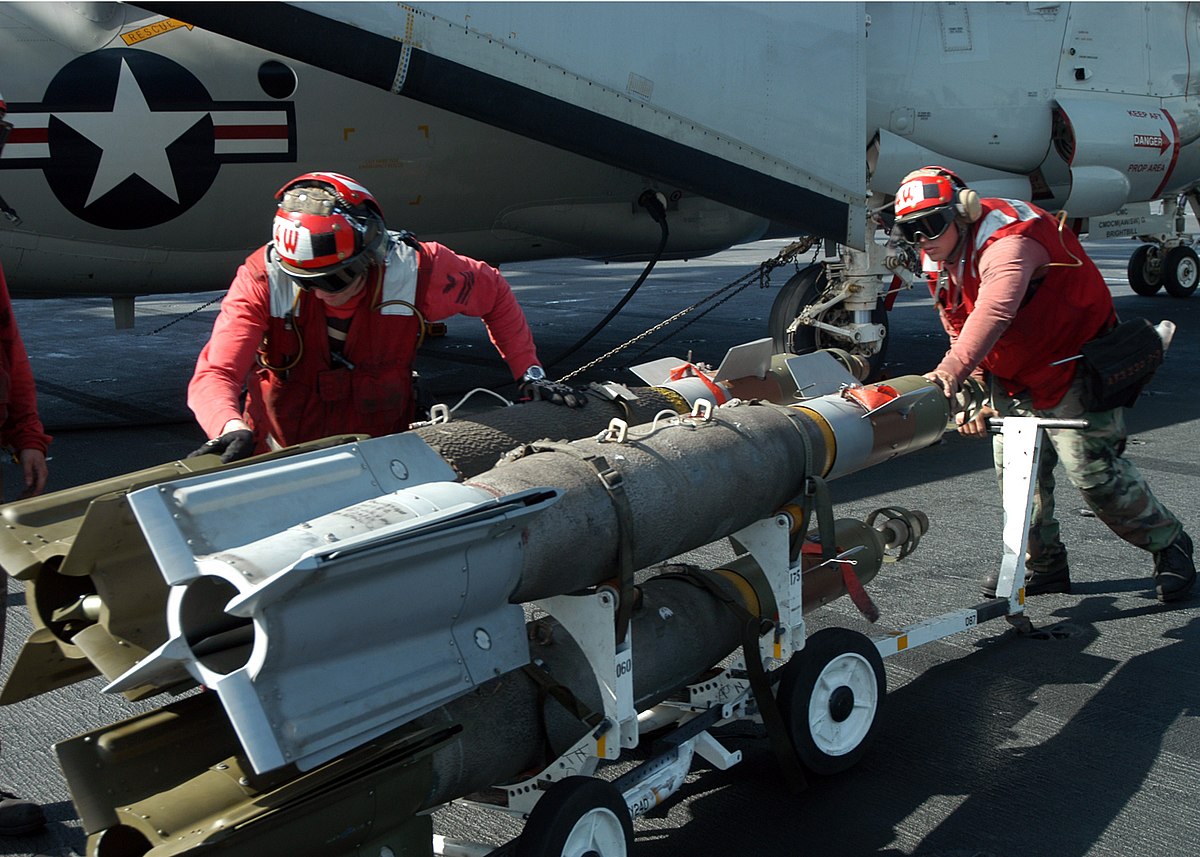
top-left (594, 462), bottom-right (623, 492)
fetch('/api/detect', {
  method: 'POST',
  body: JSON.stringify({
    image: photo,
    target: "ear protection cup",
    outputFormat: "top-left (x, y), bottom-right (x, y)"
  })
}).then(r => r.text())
top-left (329, 214), bottom-right (387, 284)
top-left (956, 187), bottom-right (982, 223)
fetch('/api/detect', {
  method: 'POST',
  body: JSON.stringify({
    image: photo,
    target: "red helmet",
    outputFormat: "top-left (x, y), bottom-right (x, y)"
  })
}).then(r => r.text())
top-left (270, 172), bottom-right (386, 291)
top-left (894, 167), bottom-right (960, 219)
top-left (893, 166), bottom-right (974, 243)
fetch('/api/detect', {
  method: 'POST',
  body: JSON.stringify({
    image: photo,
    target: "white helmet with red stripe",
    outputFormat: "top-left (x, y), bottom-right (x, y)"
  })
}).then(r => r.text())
top-left (894, 169), bottom-right (955, 217)
top-left (892, 165), bottom-right (980, 244)
top-left (270, 172), bottom-right (387, 291)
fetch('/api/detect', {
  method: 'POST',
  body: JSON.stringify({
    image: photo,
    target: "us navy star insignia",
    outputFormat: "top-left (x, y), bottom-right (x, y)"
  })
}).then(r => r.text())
top-left (55, 58), bottom-right (206, 206)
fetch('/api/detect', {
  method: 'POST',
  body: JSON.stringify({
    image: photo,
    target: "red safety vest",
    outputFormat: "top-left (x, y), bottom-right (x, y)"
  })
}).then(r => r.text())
top-left (245, 246), bottom-right (426, 452)
top-left (930, 198), bottom-right (1115, 408)
top-left (0, 266), bottom-right (51, 455)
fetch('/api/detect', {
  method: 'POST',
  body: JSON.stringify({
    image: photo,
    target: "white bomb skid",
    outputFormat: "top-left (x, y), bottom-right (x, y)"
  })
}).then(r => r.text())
top-left (1, 342), bottom-right (1049, 857)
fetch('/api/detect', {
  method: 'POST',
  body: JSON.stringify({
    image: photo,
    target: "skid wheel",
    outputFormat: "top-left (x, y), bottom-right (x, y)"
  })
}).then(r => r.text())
top-left (1163, 245), bottom-right (1200, 298)
top-left (767, 264), bottom-right (889, 380)
top-left (1127, 244), bottom-right (1163, 296)
top-left (776, 627), bottom-right (886, 776)
top-left (515, 776), bottom-right (633, 857)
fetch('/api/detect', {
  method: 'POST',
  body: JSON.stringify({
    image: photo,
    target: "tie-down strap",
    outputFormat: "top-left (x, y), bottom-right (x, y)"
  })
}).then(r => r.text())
top-left (655, 564), bottom-right (808, 793)
top-left (505, 440), bottom-right (636, 644)
top-left (797, 474), bottom-right (880, 623)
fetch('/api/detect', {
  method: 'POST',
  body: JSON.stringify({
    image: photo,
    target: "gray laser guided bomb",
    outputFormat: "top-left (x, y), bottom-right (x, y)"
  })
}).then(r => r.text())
top-left (2, 342), bottom-right (981, 857)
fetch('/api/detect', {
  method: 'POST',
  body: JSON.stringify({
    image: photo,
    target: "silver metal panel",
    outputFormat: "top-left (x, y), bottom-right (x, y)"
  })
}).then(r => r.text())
top-left (127, 434), bottom-right (457, 585)
top-left (1055, 95), bottom-right (1174, 216)
top-left (111, 476), bottom-right (558, 773)
top-left (866, 2), bottom-right (1061, 174)
top-left (305, 1), bottom-right (867, 244)
top-left (794, 394), bottom-right (875, 480)
top-left (781, 351), bottom-right (860, 399)
top-left (234, 489), bottom-right (555, 772)
top-left (713, 338), bottom-right (773, 383)
top-left (1057, 3), bottom-right (1152, 96)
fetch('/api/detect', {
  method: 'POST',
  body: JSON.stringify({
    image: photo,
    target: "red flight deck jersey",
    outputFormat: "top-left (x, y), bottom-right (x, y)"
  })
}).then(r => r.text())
top-left (925, 198), bottom-right (1115, 408)
top-left (0, 264), bottom-right (51, 456)
top-left (189, 235), bottom-right (540, 452)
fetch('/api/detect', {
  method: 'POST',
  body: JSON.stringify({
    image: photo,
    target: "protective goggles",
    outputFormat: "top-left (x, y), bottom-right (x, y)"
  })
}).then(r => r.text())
top-left (290, 267), bottom-right (364, 294)
top-left (894, 207), bottom-right (956, 244)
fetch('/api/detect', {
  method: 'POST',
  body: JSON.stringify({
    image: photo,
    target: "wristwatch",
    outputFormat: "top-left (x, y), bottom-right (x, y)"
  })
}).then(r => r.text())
top-left (523, 365), bottom-right (546, 382)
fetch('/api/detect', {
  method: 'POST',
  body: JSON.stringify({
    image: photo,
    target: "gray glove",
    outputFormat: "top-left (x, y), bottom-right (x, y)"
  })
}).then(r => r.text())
top-left (187, 429), bottom-right (256, 463)
top-left (518, 366), bottom-right (587, 408)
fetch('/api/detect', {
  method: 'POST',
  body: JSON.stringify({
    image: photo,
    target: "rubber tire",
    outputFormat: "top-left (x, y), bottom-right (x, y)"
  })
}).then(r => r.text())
top-left (515, 776), bottom-right (633, 857)
top-left (768, 264), bottom-right (889, 380)
top-left (776, 627), bottom-right (886, 776)
top-left (1163, 245), bottom-right (1200, 298)
top-left (1127, 244), bottom-right (1163, 296)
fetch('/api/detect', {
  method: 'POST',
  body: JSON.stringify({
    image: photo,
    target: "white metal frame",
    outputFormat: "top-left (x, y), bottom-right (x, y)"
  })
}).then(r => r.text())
top-left (438, 416), bottom-right (1056, 857)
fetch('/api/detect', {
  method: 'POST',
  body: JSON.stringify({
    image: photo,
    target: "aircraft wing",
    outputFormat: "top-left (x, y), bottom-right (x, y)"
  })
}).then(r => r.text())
top-left (137, 2), bottom-right (868, 248)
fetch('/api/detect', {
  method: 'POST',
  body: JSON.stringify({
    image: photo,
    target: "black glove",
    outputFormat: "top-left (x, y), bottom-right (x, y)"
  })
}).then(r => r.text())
top-left (187, 429), bottom-right (256, 463)
top-left (518, 367), bottom-right (586, 408)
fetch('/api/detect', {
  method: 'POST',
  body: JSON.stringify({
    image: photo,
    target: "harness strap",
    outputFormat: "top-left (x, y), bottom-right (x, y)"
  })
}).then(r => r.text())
top-left (766, 405), bottom-right (817, 563)
top-left (658, 565), bottom-right (808, 793)
top-left (802, 474), bottom-right (880, 623)
top-left (507, 440), bottom-right (636, 644)
top-left (523, 658), bottom-right (605, 764)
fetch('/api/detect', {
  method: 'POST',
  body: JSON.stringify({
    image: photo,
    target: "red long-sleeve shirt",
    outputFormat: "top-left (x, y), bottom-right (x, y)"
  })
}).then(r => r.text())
top-left (0, 264), bottom-right (51, 455)
top-left (189, 240), bottom-right (540, 439)
top-left (932, 235), bottom-right (1051, 384)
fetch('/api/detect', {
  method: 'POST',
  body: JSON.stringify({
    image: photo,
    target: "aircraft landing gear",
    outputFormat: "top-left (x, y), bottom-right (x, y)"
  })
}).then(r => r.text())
top-left (1163, 245), bottom-right (1200, 298)
top-left (1128, 193), bottom-right (1199, 298)
top-left (768, 262), bottom-right (891, 381)
top-left (1131, 242), bottom-right (1200, 298)
top-left (1127, 244), bottom-right (1164, 296)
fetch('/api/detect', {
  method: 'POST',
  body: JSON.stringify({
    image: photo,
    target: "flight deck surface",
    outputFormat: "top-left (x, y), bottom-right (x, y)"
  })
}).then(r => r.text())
top-left (3, 236), bottom-right (1199, 857)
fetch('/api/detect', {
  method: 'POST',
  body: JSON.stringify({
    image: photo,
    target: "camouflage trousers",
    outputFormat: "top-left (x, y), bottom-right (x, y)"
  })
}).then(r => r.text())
top-left (991, 375), bottom-right (1181, 568)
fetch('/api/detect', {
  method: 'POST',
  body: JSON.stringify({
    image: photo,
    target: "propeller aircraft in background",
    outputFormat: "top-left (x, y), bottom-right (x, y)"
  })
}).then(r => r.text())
top-left (1, 2), bottom-right (1197, 377)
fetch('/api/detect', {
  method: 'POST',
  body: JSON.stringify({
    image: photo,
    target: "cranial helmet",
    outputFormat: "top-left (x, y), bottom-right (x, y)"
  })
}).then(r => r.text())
top-left (892, 165), bottom-right (981, 244)
top-left (270, 172), bottom-right (387, 292)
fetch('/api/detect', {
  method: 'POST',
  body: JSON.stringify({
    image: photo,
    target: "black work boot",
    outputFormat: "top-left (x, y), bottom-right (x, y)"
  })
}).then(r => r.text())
top-left (1025, 553), bottom-right (1072, 596)
top-left (982, 565), bottom-right (1023, 598)
top-left (1154, 530), bottom-right (1196, 603)
top-left (0, 790), bottom-right (45, 836)
top-left (982, 553), bottom-right (1071, 598)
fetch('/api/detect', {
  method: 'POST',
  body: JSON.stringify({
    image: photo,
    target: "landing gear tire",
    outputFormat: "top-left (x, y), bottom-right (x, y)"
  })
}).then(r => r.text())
top-left (768, 264), bottom-right (889, 380)
top-left (515, 776), bottom-right (633, 857)
top-left (1163, 245), bottom-right (1200, 298)
top-left (776, 627), bottom-right (886, 776)
top-left (1127, 244), bottom-right (1163, 296)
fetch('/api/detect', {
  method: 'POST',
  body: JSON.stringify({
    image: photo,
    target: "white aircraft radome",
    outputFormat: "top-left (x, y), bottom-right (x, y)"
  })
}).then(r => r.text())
top-left (1, 1), bottom-right (1197, 364)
